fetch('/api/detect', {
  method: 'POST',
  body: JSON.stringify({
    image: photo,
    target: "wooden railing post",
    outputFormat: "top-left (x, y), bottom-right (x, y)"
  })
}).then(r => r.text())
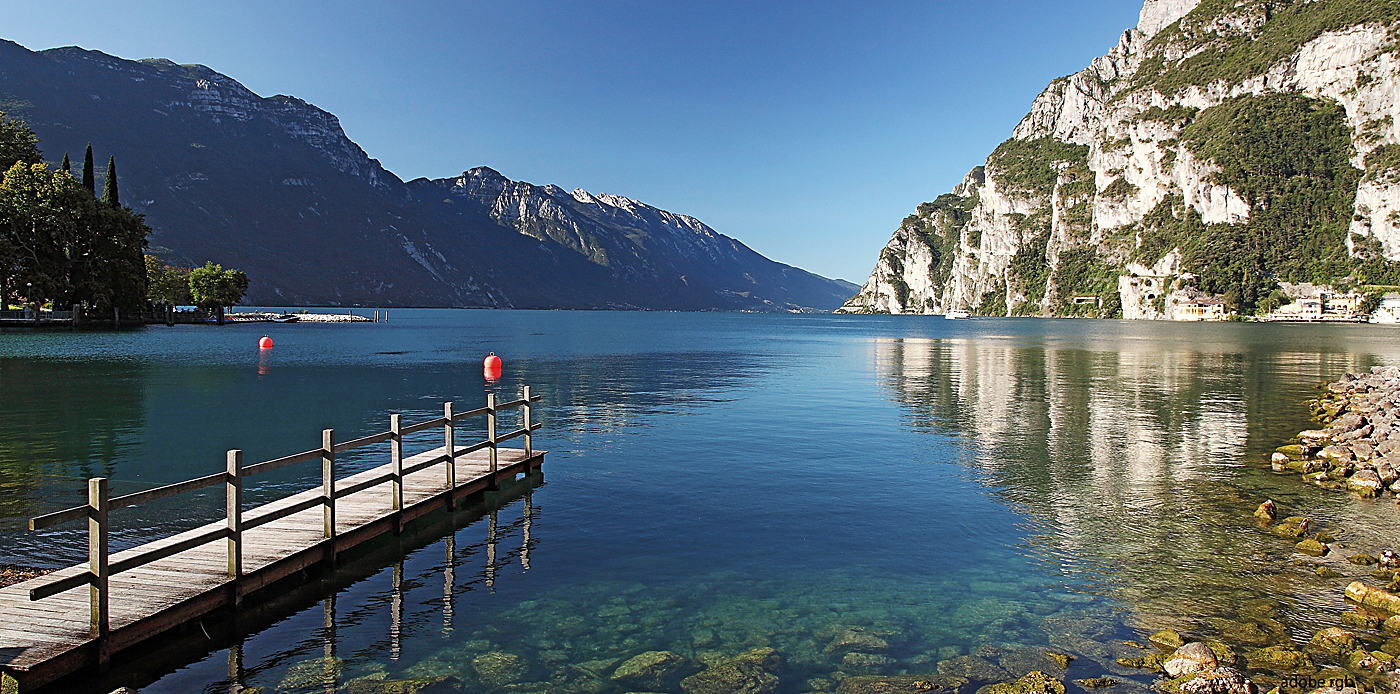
top-left (322, 429), bottom-right (335, 541)
top-left (444, 402), bottom-right (456, 507)
top-left (486, 393), bottom-right (498, 489)
top-left (522, 386), bottom-right (533, 461)
top-left (88, 477), bottom-right (109, 636)
top-left (226, 450), bottom-right (242, 581)
top-left (390, 414), bottom-right (403, 514)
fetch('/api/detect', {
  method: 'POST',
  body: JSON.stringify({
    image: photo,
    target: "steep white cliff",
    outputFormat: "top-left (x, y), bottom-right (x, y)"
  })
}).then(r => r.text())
top-left (842, 0), bottom-right (1400, 318)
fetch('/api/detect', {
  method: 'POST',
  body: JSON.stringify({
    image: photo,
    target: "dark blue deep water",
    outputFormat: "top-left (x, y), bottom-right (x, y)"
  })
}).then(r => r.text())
top-left (3, 311), bottom-right (1400, 693)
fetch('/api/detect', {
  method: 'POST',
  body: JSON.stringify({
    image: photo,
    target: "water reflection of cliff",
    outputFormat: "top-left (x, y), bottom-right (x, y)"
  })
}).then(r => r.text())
top-left (874, 337), bottom-right (1394, 642)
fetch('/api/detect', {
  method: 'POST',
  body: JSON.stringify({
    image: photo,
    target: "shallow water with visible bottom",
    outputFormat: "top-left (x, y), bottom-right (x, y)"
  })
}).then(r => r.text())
top-left (2, 312), bottom-right (1399, 694)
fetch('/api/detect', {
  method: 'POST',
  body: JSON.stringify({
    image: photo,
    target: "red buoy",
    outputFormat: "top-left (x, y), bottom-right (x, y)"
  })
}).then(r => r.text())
top-left (259, 336), bottom-right (274, 349)
top-left (483, 352), bottom-right (502, 381)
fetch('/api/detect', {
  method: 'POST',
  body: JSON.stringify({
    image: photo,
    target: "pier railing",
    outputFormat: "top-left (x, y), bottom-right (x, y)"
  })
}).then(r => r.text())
top-left (25, 386), bottom-right (541, 636)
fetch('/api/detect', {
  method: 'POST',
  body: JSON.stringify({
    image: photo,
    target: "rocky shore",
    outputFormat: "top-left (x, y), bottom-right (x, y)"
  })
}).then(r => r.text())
top-left (1273, 366), bottom-right (1400, 501)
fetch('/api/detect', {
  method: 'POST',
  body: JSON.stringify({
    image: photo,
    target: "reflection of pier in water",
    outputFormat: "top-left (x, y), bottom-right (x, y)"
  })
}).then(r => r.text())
top-left (217, 479), bottom-right (539, 693)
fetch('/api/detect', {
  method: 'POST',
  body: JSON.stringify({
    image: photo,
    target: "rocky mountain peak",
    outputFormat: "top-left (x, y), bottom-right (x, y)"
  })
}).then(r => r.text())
top-left (1137, 0), bottom-right (1203, 37)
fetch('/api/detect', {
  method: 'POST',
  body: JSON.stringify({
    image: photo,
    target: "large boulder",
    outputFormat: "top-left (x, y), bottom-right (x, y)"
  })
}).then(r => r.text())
top-left (612, 651), bottom-right (694, 691)
top-left (680, 648), bottom-right (781, 694)
top-left (1164, 643), bottom-right (1219, 678)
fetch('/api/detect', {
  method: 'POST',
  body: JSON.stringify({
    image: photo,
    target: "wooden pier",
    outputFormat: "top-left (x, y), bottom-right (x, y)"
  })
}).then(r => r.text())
top-left (0, 388), bottom-right (544, 693)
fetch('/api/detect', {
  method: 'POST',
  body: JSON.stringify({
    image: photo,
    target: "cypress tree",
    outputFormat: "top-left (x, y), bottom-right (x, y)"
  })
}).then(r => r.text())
top-left (60, 153), bottom-right (70, 174)
top-left (101, 156), bottom-right (119, 208)
top-left (82, 144), bottom-right (95, 193)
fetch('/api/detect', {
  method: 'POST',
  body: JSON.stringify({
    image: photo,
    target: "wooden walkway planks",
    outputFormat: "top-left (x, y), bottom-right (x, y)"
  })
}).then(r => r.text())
top-left (0, 444), bottom-right (543, 692)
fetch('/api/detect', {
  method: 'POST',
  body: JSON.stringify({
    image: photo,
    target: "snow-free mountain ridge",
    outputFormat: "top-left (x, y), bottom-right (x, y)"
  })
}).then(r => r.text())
top-left (0, 40), bottom-right (855, 310)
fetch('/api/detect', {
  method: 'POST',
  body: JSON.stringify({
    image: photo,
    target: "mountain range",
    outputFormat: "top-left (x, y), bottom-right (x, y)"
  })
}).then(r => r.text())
top-left (840, 0), bottom-right (1400, 319)
top-left (0, 39), bottom-right (856, 310)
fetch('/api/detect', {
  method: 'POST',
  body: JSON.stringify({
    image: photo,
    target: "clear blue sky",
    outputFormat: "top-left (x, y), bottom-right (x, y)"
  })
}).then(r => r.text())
top-left (3, 0), bottom-right (1145, 283)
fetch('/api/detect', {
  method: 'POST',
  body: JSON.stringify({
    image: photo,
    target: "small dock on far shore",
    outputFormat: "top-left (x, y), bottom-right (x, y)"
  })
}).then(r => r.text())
top-left (0, 388), bottom-right (544, 693)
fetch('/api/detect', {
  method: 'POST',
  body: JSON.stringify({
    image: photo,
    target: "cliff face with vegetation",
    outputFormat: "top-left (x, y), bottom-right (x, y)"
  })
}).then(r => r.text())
top-left (0, 41), bottom-right (854, 310)
top-left (841, 0), bottom-right (1400, 318)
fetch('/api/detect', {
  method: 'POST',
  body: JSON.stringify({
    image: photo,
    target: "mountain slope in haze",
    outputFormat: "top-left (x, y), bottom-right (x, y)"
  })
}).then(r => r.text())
top-left (0, 40), bottom-right (855, 310)
top-left (841, 0), bottom-right (1400, 319)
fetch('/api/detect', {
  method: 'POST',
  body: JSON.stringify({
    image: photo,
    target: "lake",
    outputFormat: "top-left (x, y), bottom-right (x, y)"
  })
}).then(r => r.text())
top-left (1, 311), bottom-right (1398, 694)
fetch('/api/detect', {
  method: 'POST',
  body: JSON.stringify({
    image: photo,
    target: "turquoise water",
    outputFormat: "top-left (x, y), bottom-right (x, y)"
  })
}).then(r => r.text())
top-left (3, 313), bottom-right (1400, 693)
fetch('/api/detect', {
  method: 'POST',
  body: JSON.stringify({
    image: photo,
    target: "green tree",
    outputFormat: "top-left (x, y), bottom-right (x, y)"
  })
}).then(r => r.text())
top-left (82, 144), bottom-right (94, 194)
top-left (101, 156), bottom-right (119, 209)
top-left (59, 153), bottom-right (70, 175)
top-left (0, 112), bottom-right (42, 173)
top-left (188, 261), bottom-right (249, 323)
top-left (145, 255), bottom-right (191, 305)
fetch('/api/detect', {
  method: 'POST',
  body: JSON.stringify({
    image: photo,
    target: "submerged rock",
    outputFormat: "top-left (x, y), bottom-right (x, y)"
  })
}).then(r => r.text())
top-left (981, 670), bottom-right (1065, 694)
top-left (473, 652), bottom-right (528, 686)
top-left (997, 649), bottom-right (1072, 678)
top-left (1244, 646), bottom-right (1312, 671)
top-left (836, 674), bottom-right (968, 694)
top-left (1115, 653), bottom-right (1165, 671)
top-left (1271, 518), bottom-right (1311, 539)
top-left (827, 629), bottom-right (891, 655)
top-left (680, 647), bottom-right (781, 694)
top-left (1339, 612), bottom-right (1382, 630)
top-left (1308, 628), bottom-right (1361, 654)
top-left (611, 651), bottom-right (694, 690)
top-left (1075, 678), bottom-right (1118, 689)
top-left (1349, 554), bottom-right (1378, 566)
top-left (1297, 539), bottom-right (1330, 557)
top-left (1164, 643), bottom-right (1219, 678)
top-left (843, 652), bottom-right (897, 673)
top-left (342, 675), bottom-right (463, 694)
top-left (1151, 629), bottom-right (1187, 652)
top-left (938, 656), bottom-right (1010, 682)
top-left (279, 656), bottom-right (344, 690)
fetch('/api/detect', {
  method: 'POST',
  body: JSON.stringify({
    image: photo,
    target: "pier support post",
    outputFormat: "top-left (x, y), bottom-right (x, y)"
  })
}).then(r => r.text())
top-left (522, 386), bottom-right (533, 470)
top-left (391, 414), bottom-right (403, 532)
top-left (444, 402), bottom-right (456, 509)
top-left (322, 429), bottom-right (336, 562)
top-left (88, 478), bottom-right (109, 639)
top-left (226, 450), bottom-right (243, 592)
top-left (486, 394), bottom-right (498, 491)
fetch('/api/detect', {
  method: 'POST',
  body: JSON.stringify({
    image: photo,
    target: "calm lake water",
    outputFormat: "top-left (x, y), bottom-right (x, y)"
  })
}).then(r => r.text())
top-left (2, 311), bottom-right (1399, 694)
